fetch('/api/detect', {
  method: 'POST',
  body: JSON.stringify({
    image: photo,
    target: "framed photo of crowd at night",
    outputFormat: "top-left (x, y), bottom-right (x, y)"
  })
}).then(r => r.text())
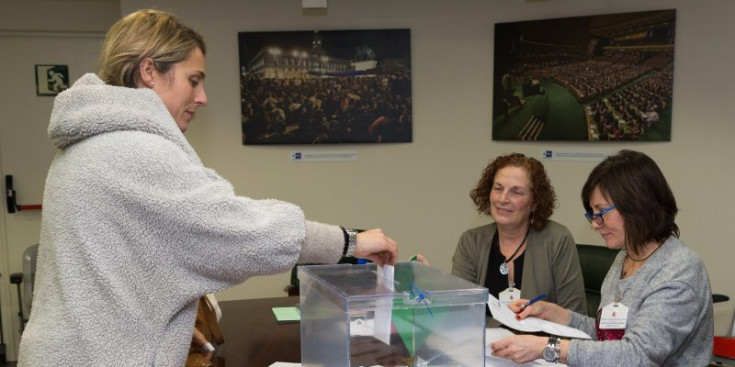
top-left (238, 29), bottom-right (412, 144)
top-left (492, 9), bottom-right (676, 141)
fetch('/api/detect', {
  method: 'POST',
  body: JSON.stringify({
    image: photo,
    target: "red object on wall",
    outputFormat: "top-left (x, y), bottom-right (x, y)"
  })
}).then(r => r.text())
top-left (714, 336), bottom-right (735, 359)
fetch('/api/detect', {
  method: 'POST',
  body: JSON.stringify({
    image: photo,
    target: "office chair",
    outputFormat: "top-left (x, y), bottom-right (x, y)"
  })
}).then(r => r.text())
top-left (284, 229), bottom-right (366, 296)
top-left (0, 272), bottom-right (6, 363)
top-left (284, 256), bottom-right (361, 296)
top-left (712, 295), bottom-right (735, 366)
top-left (9, 244), bottom-right (39, 333)
top-left (576, 244), bottom-right (618, 317)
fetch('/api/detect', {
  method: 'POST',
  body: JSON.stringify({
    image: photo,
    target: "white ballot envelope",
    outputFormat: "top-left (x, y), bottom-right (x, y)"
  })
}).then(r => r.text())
top-left (487, 294), bottom-right (591, 339)
top-left (373, 264), bottom-right (395, 344)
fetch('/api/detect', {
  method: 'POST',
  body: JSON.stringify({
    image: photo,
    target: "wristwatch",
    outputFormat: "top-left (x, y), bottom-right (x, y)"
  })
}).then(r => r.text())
top-left (345, 228), bottom-right (358, 257)
top-left (543, 336), bottom-right (560, 363)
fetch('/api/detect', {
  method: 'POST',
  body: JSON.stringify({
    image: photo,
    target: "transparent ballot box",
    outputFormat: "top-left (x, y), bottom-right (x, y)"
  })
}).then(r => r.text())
top-left (299, 262), bottom-right (488, 367)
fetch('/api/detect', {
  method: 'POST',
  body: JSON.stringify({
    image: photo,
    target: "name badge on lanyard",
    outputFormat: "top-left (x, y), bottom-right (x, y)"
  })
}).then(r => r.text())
top-left (599, 302), bottom-right (629, 329)
top-left (499, 287), bottom-right (521, 307)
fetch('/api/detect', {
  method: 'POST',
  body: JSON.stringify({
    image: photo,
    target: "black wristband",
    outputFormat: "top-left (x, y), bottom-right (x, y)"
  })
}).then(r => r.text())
top-left (341, 226), bottom-right (350, 256)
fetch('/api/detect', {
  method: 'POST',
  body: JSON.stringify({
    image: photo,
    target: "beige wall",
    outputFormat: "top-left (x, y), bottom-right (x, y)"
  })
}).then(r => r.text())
top-left (2, 0), bottom-right (734, 361)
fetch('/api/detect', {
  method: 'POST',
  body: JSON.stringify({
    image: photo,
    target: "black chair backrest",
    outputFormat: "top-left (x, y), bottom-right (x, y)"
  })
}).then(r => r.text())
top-left (9, 244), bottom-right (40, 332)
top-left (576, 244), bottom-right (618, 317)
top-left (286, 229), bottom-right (367, 296)
top-left (287, 256), bottom-right (361, 296)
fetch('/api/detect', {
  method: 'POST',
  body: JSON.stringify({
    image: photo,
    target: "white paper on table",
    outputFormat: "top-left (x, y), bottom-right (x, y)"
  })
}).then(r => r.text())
top-left (271, 363), bottom-right (385, 367)
top-left (485, 328), bottom-right (569, 366)
top-left (374, 264), bottom-right (394, 344)
top-left (487, 294), bottom-right (591, 339)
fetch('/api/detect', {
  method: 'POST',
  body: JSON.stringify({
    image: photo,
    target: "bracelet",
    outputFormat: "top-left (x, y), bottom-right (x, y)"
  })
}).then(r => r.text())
top-left (202, 342), bottom-right (215, 353)
top-left (341, 227), bottom-right (358, 257)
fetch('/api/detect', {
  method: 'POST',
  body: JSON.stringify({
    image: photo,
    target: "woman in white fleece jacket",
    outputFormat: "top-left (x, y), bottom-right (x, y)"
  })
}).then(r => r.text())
top-left (18, 9), bottom-right (398, 367)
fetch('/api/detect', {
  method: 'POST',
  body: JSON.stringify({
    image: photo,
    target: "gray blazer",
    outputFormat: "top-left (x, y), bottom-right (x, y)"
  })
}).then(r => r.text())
top-left (452, 220), bottom-right (587, 315)
top-left (567, 236), bottom-right (714, 366)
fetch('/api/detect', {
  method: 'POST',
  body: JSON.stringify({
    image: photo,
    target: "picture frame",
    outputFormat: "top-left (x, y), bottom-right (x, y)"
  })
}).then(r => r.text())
top-left (238, 29), bottom-right (412, 145)
top-left (493, 9), bottom-right (676, 141)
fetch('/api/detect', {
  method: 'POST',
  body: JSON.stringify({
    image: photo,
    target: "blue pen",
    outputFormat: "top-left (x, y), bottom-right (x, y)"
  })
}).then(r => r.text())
top-left (521, 294), bottom-right (547, 309)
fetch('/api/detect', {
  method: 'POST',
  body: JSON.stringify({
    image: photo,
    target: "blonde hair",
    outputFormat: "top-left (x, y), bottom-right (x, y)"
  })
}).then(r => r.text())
top-left (97, 9), bottom-right (206, 88)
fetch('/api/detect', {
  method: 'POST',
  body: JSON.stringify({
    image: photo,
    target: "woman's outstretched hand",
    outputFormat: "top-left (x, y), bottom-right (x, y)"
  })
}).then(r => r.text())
top-left (354, 228), bottom-right (398, 266)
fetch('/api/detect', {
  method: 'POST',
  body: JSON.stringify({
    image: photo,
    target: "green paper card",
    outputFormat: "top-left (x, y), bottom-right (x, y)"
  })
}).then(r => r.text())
top-left (272, 306), bottom-right (301, 324)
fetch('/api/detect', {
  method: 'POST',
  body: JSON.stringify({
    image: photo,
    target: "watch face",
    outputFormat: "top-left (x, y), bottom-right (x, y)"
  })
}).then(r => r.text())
top-left (543, 346), bottom-right (558, 361)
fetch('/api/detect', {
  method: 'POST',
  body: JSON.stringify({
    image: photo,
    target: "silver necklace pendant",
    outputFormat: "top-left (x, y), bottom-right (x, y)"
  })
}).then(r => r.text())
top-left (499, 261), bottom-right (509, 275)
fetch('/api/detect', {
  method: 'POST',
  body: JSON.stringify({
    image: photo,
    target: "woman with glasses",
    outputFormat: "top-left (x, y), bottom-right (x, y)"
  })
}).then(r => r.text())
top-left (490, 150), bottom-right (714, 366)
top-left (452, 153), bottom-right (587, 321)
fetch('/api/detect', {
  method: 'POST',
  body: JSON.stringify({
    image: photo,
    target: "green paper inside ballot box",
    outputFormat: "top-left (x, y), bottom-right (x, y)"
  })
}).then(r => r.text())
top-left (298, 262), bottom-right (489, 367)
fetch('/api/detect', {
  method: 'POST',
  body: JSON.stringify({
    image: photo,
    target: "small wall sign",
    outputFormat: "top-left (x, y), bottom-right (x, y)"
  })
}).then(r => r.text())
top-left (35, 64), bottom-right (69, 96)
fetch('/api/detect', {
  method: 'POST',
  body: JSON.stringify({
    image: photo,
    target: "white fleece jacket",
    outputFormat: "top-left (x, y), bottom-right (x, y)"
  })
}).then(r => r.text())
top-left (18, 74), bottom-right (345, 366)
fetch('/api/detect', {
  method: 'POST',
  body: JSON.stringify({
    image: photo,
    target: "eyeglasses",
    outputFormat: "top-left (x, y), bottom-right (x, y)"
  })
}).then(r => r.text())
top-left (584, 205), bottom-right (616, 225)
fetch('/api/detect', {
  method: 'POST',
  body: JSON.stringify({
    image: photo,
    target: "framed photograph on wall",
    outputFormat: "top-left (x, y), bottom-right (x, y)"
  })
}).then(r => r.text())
top-left (238, 29), bottom-right (412, 145)
top-left (493, 9), bottom-right (676, 141)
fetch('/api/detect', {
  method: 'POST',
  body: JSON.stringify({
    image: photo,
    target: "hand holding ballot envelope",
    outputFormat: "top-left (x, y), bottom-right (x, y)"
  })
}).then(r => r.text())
top-left (353, 229), bottom-right (399, 266)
